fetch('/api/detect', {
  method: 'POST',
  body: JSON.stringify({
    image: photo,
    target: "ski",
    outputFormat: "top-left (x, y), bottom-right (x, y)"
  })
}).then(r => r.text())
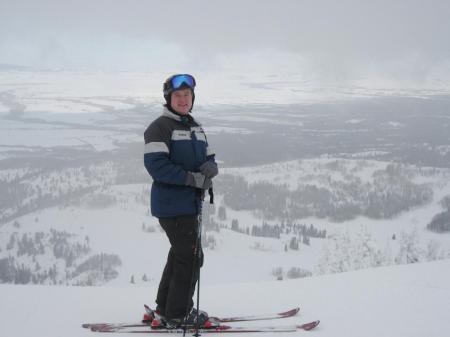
top-left (89, 321), bottom-right (320, 333)
top-left (210, 307), bottom-right (300, 323)
top-left (83, 306), bottom-right (300, 331)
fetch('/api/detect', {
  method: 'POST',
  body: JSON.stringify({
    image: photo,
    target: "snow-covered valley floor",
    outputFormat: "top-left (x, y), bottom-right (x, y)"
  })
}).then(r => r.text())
top-left (1, 259), bottom-right (449, 337)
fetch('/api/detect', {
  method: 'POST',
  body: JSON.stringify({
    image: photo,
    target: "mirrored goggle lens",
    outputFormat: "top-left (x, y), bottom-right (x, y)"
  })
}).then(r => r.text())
top-left (171, 74), bottom-right (196, 90)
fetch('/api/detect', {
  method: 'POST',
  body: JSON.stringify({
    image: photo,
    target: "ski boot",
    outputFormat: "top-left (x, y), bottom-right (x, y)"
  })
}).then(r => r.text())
top-left (142, 304), bottom-right (167, 326)
top-left (142, 305), bottom-right (153, 324)
top-left (164, 308), bottom-right (214, 329)
top-left (149, 307), bottom-right (168, 328)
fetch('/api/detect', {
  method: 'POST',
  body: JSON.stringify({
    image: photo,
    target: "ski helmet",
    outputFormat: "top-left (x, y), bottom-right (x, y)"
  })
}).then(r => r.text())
top-left (163, 74), bottom-right (196, 110)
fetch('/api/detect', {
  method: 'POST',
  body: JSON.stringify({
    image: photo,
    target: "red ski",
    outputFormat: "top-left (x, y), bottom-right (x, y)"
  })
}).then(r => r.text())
top-left (90, 321), bottom-right (320, 333)
top-left (83, 305), bottom-right (300, 331)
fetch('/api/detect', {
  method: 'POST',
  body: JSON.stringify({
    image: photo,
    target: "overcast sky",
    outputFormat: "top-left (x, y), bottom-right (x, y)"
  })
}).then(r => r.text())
top-left (1, 0), bottom-right (450, 82)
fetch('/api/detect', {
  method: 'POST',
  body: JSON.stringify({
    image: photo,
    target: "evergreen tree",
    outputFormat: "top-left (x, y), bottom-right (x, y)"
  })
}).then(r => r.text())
top-left (231, 219), bottom-right (240, 232)
top-left (218, 206), bottom-right (227, 221)
top-left (302, 235), bottom-right (310, 245)
top-left (289, 237), bottom-right (299, 250)
top-left (396, 229), bottom-right (422, 264)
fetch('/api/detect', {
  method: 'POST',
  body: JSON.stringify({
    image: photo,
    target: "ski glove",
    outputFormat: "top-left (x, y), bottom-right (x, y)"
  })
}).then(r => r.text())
top-left (199, 161), bottom-right (219, 179)
top-left (185, 172), bottom-right (212, 190)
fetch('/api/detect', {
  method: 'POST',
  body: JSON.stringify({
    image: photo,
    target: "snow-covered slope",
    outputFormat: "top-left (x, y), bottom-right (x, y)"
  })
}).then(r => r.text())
top-left (2, 157), bottom-right (450, 287)
top-left (1, 259), bottom-right (449, 337)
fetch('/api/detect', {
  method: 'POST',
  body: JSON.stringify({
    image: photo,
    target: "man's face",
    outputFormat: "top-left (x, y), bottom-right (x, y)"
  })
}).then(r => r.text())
top-left (171, 88), bottom-right (193, 115)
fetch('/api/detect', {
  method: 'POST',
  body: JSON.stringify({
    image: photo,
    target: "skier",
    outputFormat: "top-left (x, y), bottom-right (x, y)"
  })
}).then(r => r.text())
top-left (144, 74), bottom-right (218, 328)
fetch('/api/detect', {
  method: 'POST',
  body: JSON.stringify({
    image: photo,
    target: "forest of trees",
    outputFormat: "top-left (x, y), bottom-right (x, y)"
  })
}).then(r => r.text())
top-left (227, 219), bottom-right (326, 241)
top-left (216, 163), bottom-right (434, 222)
top-left (0, 163), bottom-right (117, 224)
top-left (0, 229), bottom-right (121, 285)
top-left (427, 211), bottom-right (450, 233)
top-left (71, 253), bottom-right (122, 286)
top-left (427, 195), bottom-right (450, 233)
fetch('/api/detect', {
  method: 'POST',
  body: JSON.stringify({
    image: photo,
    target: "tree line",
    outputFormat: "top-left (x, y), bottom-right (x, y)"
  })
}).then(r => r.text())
top-left (0, 229), bottom-right (121, 285)
top-left (215, 163), bottom-right (434, 222)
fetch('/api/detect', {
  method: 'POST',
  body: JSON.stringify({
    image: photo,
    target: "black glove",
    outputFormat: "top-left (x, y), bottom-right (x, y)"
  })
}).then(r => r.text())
top-left (199, 161), bottom-right (218, 179)
top-left (185, 172), bottom-right (212, 190)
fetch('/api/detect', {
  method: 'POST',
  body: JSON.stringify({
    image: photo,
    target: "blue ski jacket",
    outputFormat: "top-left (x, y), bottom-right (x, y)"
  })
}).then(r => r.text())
top-left (144, 108), bottom-right (216, 218)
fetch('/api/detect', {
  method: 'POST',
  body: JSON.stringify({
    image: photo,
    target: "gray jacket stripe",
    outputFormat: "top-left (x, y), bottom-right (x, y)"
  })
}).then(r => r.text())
top-left (207, 146), bottom-right (215, 156)
top-left (145, 142), bottom-right (169, 154)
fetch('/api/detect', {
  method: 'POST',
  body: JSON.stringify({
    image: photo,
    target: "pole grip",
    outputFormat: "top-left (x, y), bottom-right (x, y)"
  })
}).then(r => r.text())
top-left (208, 187), bottom-right (214, 204)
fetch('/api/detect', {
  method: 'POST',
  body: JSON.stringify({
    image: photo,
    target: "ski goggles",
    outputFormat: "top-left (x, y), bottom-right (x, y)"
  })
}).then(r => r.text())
top-left (169, 74), bottom-right (196, 90)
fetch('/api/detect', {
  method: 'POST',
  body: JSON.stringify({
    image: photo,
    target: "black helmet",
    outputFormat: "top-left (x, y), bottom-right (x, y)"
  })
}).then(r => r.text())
top-left (163, 74), bottom-right (196, 110)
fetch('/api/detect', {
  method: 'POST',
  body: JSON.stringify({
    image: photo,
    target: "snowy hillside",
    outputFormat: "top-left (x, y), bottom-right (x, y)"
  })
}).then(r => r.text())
top-left (1, 259), bottom-right (449, 337)
top-left (1, 151), bottom-right (450, 287)
top-left (2, 157), bottom-right (450, 287)
top-left (1, 69), bottom-right (450, 337)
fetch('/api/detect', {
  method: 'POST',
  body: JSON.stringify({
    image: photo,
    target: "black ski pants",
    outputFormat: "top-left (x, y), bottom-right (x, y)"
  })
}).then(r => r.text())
top-left (156, 214), bottom-right (203, 320)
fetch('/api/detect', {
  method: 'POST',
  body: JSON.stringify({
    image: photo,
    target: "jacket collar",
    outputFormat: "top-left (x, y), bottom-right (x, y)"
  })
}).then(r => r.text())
top-left (162, 107), bottom-right (200, 126)
top-left (162, 107), bottom-right (182, 121)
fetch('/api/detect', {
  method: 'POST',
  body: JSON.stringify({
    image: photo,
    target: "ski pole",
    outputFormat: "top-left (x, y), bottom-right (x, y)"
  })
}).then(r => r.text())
top-left (194, 199), bottom-right (203, 337)
top-left (183, 194), bottom-right (204, 337)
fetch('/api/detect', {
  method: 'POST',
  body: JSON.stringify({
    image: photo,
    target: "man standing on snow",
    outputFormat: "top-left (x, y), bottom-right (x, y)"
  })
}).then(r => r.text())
top-left (143, 74), bottom-right (218, 328)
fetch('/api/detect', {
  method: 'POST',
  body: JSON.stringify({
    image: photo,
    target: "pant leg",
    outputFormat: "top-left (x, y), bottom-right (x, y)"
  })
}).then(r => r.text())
top-left (155, 247), bottom-right (174, 315)
top-left (157, 215), bottom-right (200, 320)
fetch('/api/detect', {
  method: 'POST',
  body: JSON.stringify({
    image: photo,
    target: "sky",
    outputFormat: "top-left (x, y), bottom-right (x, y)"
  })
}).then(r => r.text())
top-left (1, 0), bottom-right (450, 83)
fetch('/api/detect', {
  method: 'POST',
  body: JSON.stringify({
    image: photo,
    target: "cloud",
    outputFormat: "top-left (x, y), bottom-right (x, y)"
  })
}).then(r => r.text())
top-left (1, 0), bottom-right (450, 83)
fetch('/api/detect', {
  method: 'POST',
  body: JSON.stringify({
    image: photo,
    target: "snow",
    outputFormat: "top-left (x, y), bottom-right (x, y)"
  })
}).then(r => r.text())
top-left (2, 69), bottom-right (450, 116)
top-left (0, 118), bottom-right (141, 150)
top-left (1, 186), bottom-right (449, 336)
top-left (2, 158), bottom-right (450, 288)
top-left (2, 69), bottom-right (450, 336)
top-left (388, 121), bottom-right (404, 128)
top-left (202, 126), bottom-right (254, 135)
top-left (2, 68), bottom-right (450, 161)
top-left (0, 259), bottom-right (449, 337)
top-left (345, 119), bottom-right (365, 124)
